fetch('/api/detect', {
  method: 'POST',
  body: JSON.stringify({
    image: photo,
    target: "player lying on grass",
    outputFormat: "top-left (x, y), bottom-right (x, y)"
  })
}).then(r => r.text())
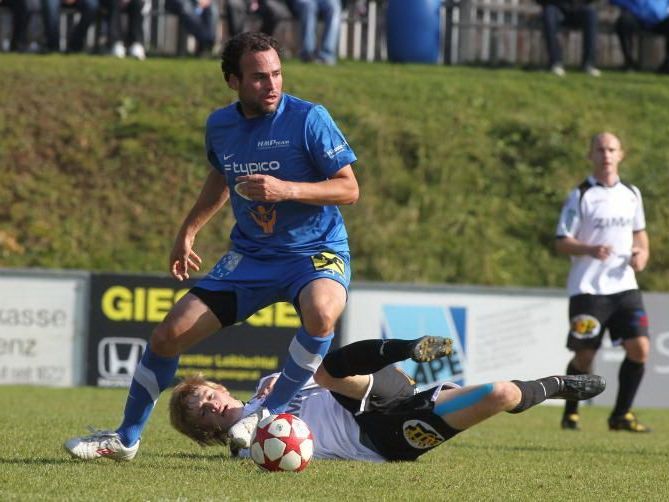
top-left (169, 336), bottom-right (606, 462)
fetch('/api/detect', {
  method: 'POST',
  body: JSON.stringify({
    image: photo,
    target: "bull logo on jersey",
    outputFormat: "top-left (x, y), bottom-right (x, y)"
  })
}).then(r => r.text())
top-left (250, 205), bottom-right (277, 234)
top-left (402, 420), bottom-right (445, 449)
top-left (310, 252), bottom-right (345, 276)
top-left (570, 314), bottom-right (601, 339)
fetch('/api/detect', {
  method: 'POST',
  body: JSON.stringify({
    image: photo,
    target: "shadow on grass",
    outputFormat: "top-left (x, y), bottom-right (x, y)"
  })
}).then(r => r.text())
top-left (0, 457), bottom-right (73, 466)
top-left (449, 442), bottom-right (667, 457)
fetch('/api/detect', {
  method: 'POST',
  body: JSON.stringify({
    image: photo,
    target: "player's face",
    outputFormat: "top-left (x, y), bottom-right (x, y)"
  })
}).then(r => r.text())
top-left (231, 48), bottom-right (283, 118)
top-left (186, 384), bottom-right (244, 434)
top-left (589, 133), bottom-right (624, 179)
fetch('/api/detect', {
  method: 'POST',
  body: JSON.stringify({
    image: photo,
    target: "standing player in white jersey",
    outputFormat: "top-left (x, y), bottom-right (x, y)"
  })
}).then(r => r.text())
top-left (64, 31), bottom-right (359, 461)
top-left (555, 132), bottom-right (651, 432)
top-left (169, 336), bottom-right (605, 462)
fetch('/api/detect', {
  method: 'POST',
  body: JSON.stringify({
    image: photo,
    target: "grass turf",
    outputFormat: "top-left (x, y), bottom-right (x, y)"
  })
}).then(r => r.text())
top-left (1, 385), bottom-right (667, 500)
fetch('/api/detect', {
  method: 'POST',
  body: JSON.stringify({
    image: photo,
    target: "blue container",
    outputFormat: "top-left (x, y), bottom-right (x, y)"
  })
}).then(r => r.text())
top-left (386, 0), bottom-right (441, 63)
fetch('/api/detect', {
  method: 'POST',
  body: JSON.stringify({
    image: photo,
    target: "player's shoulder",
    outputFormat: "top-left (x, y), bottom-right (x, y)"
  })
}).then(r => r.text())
top-left (618, 179), bottom-right (642, 197)
top-left (282, 94), bottom-right (334, 120)
top-left (206, 102), bottom-right (241, 128)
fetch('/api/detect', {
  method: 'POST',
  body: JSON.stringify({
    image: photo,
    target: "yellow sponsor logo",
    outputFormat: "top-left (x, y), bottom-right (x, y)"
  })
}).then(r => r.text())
top-left (179, 353), bottom-right (279, 370)
top-left (102, 286), bottom-right (300, 327)
top-left (402, 420), bottom-right (445, 449)
top-left (101, 286), bottom-right (189, 322)
top-left (247, 302), bottom-right (301, 328)
top-left (570, 315), bottom-right (601, 339)
top-left (310, 252), bottom-right (345, 276)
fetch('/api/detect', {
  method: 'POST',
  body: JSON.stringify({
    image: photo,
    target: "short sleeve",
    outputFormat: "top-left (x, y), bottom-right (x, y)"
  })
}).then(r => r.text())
top-left (556, 189), bottom-right (581, 238)
top-left (205, 116), bottom-right (223, 170)
top-left (632, 186), bottom-right (646, 231)
top-left (304, 105), bottom-right (357, 177)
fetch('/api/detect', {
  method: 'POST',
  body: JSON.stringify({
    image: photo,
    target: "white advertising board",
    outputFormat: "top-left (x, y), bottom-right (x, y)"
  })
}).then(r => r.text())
top-left (0, 271), bottom-right (87, 386)
top-left (344, 284), bottom-right (572, 388)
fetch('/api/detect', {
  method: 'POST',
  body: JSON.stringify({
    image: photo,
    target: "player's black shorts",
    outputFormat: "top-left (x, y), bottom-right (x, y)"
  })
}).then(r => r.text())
top-left (330, 366), bottom-right (461, 461)
top-left (567, 289), bottom-right (649, 351)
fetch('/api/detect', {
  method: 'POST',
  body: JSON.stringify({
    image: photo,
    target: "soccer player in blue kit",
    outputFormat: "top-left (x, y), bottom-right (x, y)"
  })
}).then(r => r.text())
top-left (64, 31), bottom-right (360, 460)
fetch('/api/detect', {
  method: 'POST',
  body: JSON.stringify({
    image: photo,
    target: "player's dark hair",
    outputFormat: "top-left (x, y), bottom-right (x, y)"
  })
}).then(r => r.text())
top-left (221, 32), bottom-right (282, 82)
top-left (169, 374), bottom-right (231, 447)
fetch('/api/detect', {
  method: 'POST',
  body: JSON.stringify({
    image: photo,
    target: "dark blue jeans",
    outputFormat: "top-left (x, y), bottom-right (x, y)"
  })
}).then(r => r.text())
top-left (41, 0), bottom-right (99, 51)
top-left (165, 0), bottom-right (217, 49)
top-left (541, 3), bottom-right (598, 67)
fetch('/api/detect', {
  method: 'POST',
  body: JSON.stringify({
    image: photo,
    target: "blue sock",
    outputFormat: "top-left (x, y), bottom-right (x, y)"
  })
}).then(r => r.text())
top-left (264, 328), bottom-right (334, 413)
top-left (116, 346), bottom-right (179, 447)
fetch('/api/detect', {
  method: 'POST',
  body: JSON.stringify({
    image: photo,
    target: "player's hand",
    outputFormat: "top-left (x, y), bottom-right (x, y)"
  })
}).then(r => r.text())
top-left (630, 247), bottom-right (648, 272)
top-left (236, 175), bottom-right (291, 202)
top-left (588, 245), bottom-right (612, 261)
top-left (169, 235), bottom-right (202, 281)
top-left (254, 375), bottom-right (278, 399)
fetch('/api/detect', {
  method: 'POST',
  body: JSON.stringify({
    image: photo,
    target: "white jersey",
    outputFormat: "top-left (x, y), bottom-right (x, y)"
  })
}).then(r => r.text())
top-left (240, 375), bottom-right (385, 462)
top-left (556, 176), bottom-right (645, 296)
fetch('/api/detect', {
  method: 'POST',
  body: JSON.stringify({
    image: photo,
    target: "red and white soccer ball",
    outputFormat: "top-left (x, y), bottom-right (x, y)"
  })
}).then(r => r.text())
top-left (250, 413), bottom-right (314, 472)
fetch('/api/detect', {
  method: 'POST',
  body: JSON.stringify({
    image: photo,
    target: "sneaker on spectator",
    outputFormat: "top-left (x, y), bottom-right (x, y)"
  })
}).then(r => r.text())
top-left (111, 42), bottom-right (126, 58)
top-left (129, 43), bottom-right (146, 61)
top-left (550, 64), bottom-right (566, 77)
top-left (584, 65), bottom-right (601, 77)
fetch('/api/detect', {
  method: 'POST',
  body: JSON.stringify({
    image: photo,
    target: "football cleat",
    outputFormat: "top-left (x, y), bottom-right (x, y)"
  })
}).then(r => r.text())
top-left (410, 336), bottom-right (453, 363)
top-left (228, 407), bottom-right (271, 449)
top-left (561, 413), bottom-right (580, 431)
top-left (64, 427), bottom-right (139, 461)
top-left (552, 374), bottom-right (606, 401)
top-left (608, 412), bottom-right (651, 433)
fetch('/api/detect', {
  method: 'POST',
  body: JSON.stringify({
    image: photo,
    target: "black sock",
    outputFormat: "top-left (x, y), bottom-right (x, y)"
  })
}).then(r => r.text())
top-left (508, 377), bottom-right (561, 413)
top-left (563, 360), bottom-right (582, 417)
top-left (322, 339), bottom-right (415, 378)
top-left (611, 358), bottom-right (644, 417)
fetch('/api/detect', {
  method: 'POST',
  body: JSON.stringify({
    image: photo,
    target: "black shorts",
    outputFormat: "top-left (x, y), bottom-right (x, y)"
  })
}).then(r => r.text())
top-left (331, 366), bottom-right (461, 461)
top-left (567, 289), bottom-right (649, 351)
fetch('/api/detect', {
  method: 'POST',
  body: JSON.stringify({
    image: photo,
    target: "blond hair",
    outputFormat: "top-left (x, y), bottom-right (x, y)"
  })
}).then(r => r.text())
top-left (169, 374), bottom-right (230, 447)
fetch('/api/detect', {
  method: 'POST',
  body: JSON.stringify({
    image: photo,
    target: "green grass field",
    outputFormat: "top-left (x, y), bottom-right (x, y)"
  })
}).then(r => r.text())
top-left (1, 386), bottom-right (667, 501)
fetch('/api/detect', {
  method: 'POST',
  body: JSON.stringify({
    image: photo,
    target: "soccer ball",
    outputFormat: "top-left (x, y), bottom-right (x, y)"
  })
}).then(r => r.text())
top-left (250, 413), bottom-right (314, 472)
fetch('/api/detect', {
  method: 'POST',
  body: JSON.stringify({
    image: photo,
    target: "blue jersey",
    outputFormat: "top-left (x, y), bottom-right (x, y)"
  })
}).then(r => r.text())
top-left (205, 94), bottom-right (357, 258)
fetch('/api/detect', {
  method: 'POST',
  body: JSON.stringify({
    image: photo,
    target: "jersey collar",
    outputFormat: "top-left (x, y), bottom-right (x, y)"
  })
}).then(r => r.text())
top-left (588, 174), bottom-right (620, 187)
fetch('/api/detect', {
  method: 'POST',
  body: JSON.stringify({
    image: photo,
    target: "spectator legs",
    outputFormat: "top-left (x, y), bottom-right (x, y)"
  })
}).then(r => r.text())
top-left (580, 5), bottom-right (597, 68)
top-left (68, 0), bottom-right (99, 52)
top-left (541, 4), bottom-right (563, 67)
top-left (40, 0), bottom-right (60, 51)
top-left (316, 0), bottom-right (340, 64)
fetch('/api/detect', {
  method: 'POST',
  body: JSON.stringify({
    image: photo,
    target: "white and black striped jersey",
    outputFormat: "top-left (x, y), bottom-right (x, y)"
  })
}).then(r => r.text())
top-left (556, 175), bottom-right (646, 296)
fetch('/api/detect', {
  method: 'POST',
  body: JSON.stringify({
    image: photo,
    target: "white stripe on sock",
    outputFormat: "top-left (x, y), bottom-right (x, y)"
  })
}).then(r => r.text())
top-left (133, 362), bottom-right (160, 403)
top-left (288, 337), bottom-right (323, 372)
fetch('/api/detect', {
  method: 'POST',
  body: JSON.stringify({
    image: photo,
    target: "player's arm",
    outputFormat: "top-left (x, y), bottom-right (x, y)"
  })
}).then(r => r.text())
top-left (555, 236), bottom-right (612, 261)
top-left (630, 230), bottom-right (649, 272)
top-left (170, 167), bottom-right (229, 280)
top-left (236, 165), bottom-right (359, 205)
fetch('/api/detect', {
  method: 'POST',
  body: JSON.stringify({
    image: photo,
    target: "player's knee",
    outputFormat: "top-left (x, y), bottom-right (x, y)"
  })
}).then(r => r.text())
top-left (489, 382), bottom-right (521, 411)
top-left (313, 365), bottom-right (335, 389)
top-left (302, 309), bottom-right (338, 337)
top-left (625, 337), bottom-right (650, 363)
top-left (150, 323), bottom-right (182, 357)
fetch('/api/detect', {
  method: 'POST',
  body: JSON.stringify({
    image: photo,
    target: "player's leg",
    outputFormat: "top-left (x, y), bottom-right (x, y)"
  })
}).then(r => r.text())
top-left (262, 277), bottom-right (346, 411)
top-left (436, 373), bottom-right (606, 431)
top-left (608, 291), bottom-right (651, 432)
top-left (562, 294), bottom-right (607, 430)
top-left (228, 254), bottom-right (351, 448)
top-left (313, 336), bottom-right (453, 395)
top-left (64, 292), bottom-right (224, 461)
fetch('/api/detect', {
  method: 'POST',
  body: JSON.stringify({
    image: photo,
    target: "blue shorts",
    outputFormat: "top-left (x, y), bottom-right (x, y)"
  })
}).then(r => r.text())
top-left (194, 250), bottom-right (351, 323)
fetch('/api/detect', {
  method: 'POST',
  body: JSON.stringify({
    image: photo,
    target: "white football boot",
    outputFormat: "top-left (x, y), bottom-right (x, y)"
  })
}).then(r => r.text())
top-left (228, 406), bottom-right (271, 449)
top-left (64, 427), bottom-right (139, 461)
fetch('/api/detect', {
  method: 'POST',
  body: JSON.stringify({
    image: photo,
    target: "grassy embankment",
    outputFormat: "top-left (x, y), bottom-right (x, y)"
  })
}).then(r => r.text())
top-left (1, 55), bottom-right (668, 289)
